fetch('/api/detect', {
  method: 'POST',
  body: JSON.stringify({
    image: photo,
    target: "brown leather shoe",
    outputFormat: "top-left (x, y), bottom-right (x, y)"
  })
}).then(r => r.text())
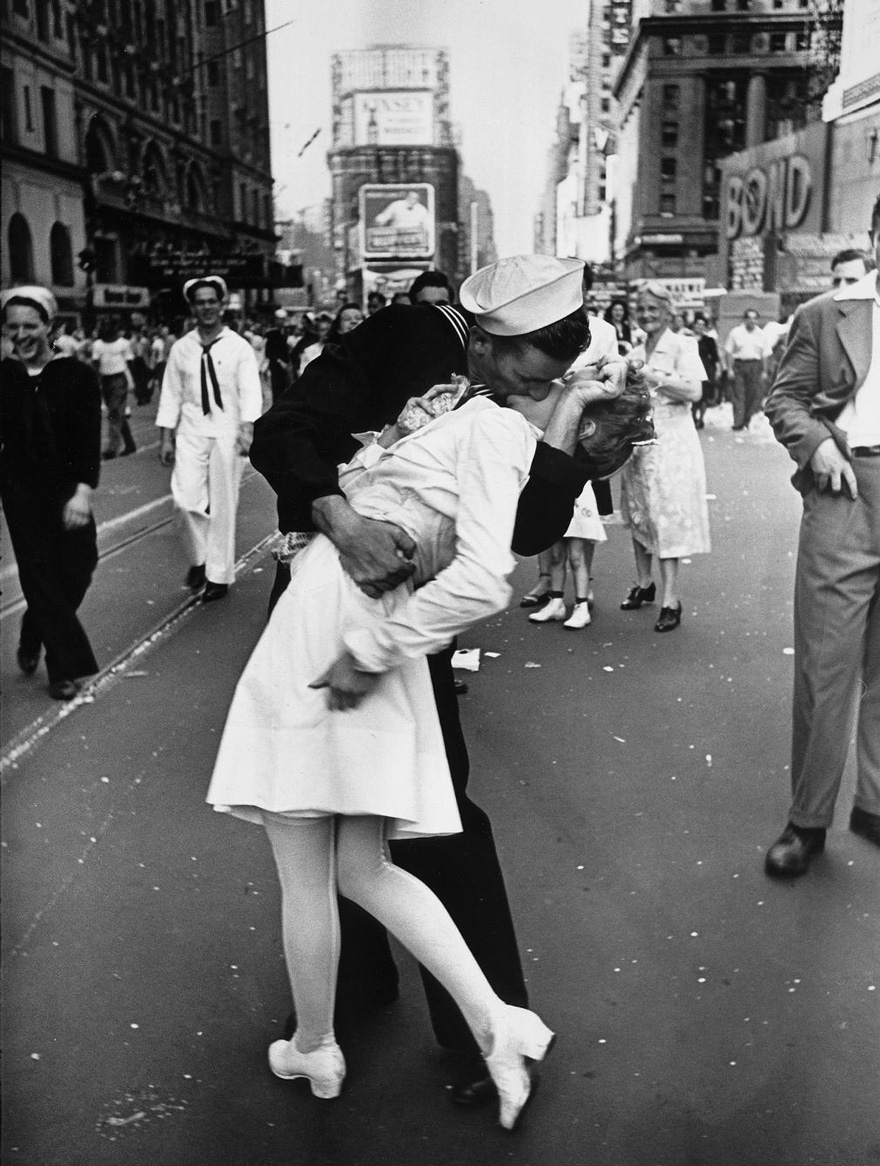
top-left (765, 824), bottom-right (826, 877)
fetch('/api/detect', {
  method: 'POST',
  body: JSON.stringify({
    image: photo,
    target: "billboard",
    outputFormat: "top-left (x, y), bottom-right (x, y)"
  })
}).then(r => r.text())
top-left (353, 91), bottom-right (434, 146)
top-left (360, 184), bottom-right (435, 260)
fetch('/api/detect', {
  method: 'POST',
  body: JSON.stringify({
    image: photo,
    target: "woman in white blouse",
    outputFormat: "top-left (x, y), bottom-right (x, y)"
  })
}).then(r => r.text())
top-left (619, 282), bottom-right (711, 632)
top-left (206, 376), bottom-right (653, 1128)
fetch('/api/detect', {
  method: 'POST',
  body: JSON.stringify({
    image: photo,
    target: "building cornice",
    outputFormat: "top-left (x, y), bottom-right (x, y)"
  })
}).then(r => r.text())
top-left (0, 140), bottom-right (87, 185)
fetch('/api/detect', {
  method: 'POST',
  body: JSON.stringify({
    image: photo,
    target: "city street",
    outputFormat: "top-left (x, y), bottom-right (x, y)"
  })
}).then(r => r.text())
top-left (2, 407), bottom-right (878, 1166)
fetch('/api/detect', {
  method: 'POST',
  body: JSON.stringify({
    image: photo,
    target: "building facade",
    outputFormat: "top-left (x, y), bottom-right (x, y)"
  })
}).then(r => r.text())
top-left (327, 45), bottom-right (491, 301)
top-left (2, 0), bottom-right (276, 322)
top-left (612, 0), bottom-right (830, 288)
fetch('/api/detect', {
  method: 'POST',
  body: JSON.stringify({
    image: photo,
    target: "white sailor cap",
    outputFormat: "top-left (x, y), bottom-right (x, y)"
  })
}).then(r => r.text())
top-left (1, 284), bottom-right (58, 322)
top-left (182, 275), bottom-right (228, 303)
top-left (459, 255), bottom-right (585, 336)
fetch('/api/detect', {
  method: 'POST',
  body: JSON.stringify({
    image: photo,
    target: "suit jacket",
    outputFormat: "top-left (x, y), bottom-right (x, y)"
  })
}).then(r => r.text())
top-left (764, 275), bottom-right (874, 493)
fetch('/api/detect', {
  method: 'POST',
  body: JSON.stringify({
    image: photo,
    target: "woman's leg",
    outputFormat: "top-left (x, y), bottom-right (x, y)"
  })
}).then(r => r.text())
top-left (658, 557), bottom-right (680, 608)
top-left (263, 813), bottom-right (340, 1052)
top-left (336, 816), bottom-right (499, 1048)
top-left (566, 539), bottom-right (593, 603)
top-left (633, 539), bottom-right (653, 588)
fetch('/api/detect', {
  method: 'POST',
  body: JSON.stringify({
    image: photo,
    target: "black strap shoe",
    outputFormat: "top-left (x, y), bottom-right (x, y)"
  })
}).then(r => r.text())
top-left (765, 824), bottom-right (826, 877)
top-left (621, 582), bottom-right (656, 610)
top-left (654, 602), bottom-right (682, 633)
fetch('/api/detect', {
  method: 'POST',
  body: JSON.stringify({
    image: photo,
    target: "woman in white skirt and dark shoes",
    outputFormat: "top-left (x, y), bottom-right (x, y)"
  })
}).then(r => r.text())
top-left (206, 377), bottom-right (654, 1130)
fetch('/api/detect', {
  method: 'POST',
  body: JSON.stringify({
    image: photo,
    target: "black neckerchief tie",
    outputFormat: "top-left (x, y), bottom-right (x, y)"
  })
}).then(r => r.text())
top-left (200, 337), bottom-right (224, 415)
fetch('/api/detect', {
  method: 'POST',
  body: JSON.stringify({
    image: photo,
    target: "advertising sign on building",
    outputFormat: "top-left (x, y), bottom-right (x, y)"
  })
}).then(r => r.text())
top-left (92, 284), bottom-right (151, 310)
top-left (353, 91), bottom-right (434, 146)
top-left (360, 184), bottom-right (435, 260)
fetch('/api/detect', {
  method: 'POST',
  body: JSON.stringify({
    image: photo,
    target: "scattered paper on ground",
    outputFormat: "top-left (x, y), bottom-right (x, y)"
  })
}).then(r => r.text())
top-left (452, 648), bottom-right (481, 672)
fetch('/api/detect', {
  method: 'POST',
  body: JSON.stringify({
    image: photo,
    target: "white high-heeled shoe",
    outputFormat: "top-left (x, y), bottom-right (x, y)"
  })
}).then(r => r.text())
top-left (484, 1006), bottom-right (556, 1130)
top-left (268, 1038), bottom-right (346, 1099)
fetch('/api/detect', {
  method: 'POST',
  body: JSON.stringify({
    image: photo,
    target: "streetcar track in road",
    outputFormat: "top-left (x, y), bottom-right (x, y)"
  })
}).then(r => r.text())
top-left (0, 529), bottom-right (278, 780)
top-left (0, 468), bottom-right (260, 616)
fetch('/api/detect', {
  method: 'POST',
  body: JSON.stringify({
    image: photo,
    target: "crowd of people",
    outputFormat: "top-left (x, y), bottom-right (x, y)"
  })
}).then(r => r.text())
top-left (2, 208), bottom-right (878, 1134)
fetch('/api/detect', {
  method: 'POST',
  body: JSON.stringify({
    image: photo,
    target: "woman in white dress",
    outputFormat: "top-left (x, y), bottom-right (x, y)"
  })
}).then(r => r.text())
top-left (206, 377), bottom-right (653, 1128)
top-left (619, 282), bottom-right (711, 633)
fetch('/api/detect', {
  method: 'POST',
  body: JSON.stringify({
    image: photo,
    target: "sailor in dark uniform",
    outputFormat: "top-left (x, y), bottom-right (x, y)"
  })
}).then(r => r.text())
top-left (249, 255), bottom-right (622, 1103)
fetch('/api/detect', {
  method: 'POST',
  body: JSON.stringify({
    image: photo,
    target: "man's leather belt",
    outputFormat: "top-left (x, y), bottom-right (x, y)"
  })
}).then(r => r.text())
top-left (851, 445), bottom-right (880, 457)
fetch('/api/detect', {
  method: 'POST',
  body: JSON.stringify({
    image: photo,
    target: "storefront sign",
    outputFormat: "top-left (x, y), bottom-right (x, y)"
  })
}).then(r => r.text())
top-left (131, 251), bottom-right (267, 286)
top-left (92, 284), bottom-right (151, 309)
top-left (651, 277), bottom-right (706, 307)
top-left (359, 184), bottom-right (435, 260)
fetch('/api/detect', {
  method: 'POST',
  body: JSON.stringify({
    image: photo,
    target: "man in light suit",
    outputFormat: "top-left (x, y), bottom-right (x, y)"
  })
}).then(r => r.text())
top-left (763, 194), bottom-right (880, 877)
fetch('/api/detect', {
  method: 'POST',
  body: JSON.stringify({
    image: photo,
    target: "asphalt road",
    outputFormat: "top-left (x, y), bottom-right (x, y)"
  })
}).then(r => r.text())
top-left (2, 405), bottom-right (878, 1166)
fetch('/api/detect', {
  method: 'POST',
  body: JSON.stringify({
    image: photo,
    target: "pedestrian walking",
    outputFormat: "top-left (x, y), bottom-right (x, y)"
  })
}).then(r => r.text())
top-left (250, 255), bottom-right (626, 1105)
top-left (91, 319), bottom-right (136, 458)
top-left (724, 308), bottom-right (772, 430)
top-left (691, 314), bottom-right (720, 428)
top-left (264, 309), bottom-right (293, 403)
top-left (155, 276), bottom-right (263, 602)
top-left (1, 286), bottom-right (101, 700)
top-left (619, 281), bottom-right (711, 633)
top-left (208, 318), bottom-right (653, 1126)
top-left (762, 194), bottom-right (880, 878)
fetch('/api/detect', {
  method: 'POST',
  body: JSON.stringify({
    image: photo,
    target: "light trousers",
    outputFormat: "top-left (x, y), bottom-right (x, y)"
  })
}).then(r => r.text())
top-left (171, 429), bottom-right (243, 585)
top-left (263, 812), bottom-right (501, 1055)
top-left (789, 455), bottom-right (880, 828)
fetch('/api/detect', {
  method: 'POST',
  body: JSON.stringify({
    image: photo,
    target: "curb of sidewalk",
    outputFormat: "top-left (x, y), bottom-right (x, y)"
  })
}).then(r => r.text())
top-left (0, 532), bottom-right (277, 781)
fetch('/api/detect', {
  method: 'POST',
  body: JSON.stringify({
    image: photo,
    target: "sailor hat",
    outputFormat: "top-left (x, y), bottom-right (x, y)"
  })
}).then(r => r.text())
top-left (459, 255), bottom-right (585, 336)
top-left (1, 285), bottom-right (58, 322)
top-left (182, 275), bottom-right (228, 303)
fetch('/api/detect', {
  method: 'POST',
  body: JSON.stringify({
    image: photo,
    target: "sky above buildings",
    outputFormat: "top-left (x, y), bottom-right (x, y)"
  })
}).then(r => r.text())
top-left (265, 0), bottom-right (588, 256)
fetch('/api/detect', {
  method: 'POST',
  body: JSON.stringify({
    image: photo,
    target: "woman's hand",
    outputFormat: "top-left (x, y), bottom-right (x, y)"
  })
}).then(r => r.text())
top-left (309, 650), bottom-right (380, 710)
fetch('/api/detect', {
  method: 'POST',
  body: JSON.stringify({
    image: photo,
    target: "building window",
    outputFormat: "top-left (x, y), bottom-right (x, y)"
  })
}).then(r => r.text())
top-left (703, 77), bottom-right (747, 219)
top-left (23, 85), bottom-right (34, 132)
top-left (40, 86), bottom-right (58, 156)
top-left (50, 223), bottom-right (74, 286)
top-left (736, 0), bottom-right (751, 8)
top-left (36, 0), bottom-right (50, 40)
top-left (1, 68), bottom-right (17, 142)
top-left (13, 0), bottom-right (30, 17)
top-left (795, 29), bottom-right (810, 50)
top-left (661, 157), bottom-right (677, 180)
top-left (708, 35), bottom-right (726, 54)
top-left (660, 193), bottom-right (676, 216)
top-left (711, 0), bottom-right (726, 8)
top-left (94, 236), bottom-right (118, 284)
top-left (601, 98), bottom-right (610, 113)
top-left (210, 119), bottom-right (222, 145)
top-left (662, 37), bottom-right (682, 56)
top-left (205, 1), bottom-right (218, 24)
top-left (664, 0), bottom-right (681, 11)
top-left (662, 83), bottom-right (680, 110)
top-left (732, 31), bottom-right (752, 53)
top-left (240, 182), bottom-right (247, 220)
top-left (662, 120), bottom-right (679, 147)
top-left (208, 60), bottom-right (220, 86)
top-left (8, 213), bottom-right (36, 283)
top-left (767, 75), bottom-right (809, 137)
top-left (770, 32), bottom-right (787, 52)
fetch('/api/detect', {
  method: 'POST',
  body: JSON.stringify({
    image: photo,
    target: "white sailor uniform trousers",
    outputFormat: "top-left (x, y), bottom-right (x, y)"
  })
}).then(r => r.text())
top-left (156, 328), bottom-right (262, 584)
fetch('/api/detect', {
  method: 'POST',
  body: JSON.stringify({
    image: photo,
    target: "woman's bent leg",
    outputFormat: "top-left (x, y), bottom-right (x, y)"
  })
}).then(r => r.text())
top-left (336, 815), bottom-right (553, 1128)
top-left (263, 813), bottom-right (340, 1052)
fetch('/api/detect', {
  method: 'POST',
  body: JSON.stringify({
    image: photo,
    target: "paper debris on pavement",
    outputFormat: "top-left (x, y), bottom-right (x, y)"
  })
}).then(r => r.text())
top-left (452, 648), bottom-right (481, 672)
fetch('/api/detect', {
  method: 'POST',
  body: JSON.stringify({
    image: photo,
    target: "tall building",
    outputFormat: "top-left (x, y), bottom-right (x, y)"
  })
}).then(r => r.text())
top-left (327, 44), bottom-right (491, 300)
top-left (538, 3), bottom-right (632, 265)
top-left (612, 0), bottom-right (826, 287)
top-left (2, 0), bottom-right (276, 321)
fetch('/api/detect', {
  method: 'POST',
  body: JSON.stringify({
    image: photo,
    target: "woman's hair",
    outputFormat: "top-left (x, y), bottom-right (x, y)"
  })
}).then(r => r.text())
top-left (575, 369), bottom-right (655, 480)
top-left (328, 302), bottom-right (362, 342)
top-left (490, 307), bottom-right (592, 363)
top-left (603, 298), bottom-right (629, 324)
top-left (636, 280), bottom-right (675, 311)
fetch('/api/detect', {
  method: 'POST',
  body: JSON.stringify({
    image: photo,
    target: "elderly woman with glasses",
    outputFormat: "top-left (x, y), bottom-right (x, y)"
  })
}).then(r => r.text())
top-left (618, 281), bottom-right (711, 633)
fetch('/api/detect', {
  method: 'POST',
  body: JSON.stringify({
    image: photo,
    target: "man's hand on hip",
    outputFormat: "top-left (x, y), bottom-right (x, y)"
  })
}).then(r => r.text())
top-left (312, 496), bottom-right (416, 597)
top-left (810, 438), bottom-right (858, 499)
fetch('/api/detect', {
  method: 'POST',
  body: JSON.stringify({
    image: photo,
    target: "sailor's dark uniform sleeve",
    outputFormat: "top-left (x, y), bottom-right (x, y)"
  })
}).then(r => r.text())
top-left (511, 443), bottom-right (590, 556)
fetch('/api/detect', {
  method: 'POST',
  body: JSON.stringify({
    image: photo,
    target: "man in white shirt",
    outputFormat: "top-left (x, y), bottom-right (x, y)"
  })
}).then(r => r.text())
top-left (375, 190), bottom-right (430, 231)
top-left (92, 322), bottom-right (136, 457)
top-left (763, 195), bottom-right (880, 876)
top-left (724, 308), bottom-right (772, 430)
top-left (156, 276), bottom-right (262, 601)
